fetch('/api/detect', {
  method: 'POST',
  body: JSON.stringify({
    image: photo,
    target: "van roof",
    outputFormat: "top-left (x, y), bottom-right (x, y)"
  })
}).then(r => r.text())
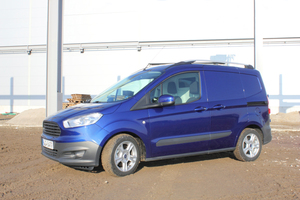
top-left (144, 60), bottom-right (254, 71)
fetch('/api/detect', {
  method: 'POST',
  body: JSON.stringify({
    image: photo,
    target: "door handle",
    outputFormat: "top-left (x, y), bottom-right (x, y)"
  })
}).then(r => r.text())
top-left (194, 107), bottom-right (207, 112)
top-left (213, 104), bottom-right (226, 110)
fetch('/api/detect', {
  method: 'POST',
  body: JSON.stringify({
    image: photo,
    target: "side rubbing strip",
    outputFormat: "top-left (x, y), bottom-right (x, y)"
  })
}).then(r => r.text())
top-left (210, 131), bottom-right (232, 140)
top-left (156, 135), bottom-right (210, 147)
top-left (247, 101), bottom-right (268, 106)
top-left (156, 131), bottom-right (232, 147)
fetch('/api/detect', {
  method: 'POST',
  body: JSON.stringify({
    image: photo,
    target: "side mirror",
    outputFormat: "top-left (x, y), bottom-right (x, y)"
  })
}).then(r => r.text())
top-left (134, 95), bottom-right (175, 110)
top-left (158, 95), bottom-right (175, 106)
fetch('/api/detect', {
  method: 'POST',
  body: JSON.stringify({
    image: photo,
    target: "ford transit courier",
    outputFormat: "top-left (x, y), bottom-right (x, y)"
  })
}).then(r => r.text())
top-left (41, 60), bottom-right (272, 176)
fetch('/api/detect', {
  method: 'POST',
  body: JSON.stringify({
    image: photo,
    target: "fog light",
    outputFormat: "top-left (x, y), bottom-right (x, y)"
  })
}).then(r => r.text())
top-left (63, 152), bottom-right (76, 158)
top-left (63, 151), bottom-right (85, 159)
top-left (74, 151), bottom-right (85, 158)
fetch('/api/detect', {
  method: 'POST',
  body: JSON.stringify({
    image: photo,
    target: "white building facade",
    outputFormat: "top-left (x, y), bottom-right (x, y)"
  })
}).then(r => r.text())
top-left (0, 0), bottom-right (300, 114)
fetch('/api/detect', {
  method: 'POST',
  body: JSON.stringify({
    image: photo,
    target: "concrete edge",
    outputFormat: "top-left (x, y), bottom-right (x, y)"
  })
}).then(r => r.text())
top-left (0, 123), bottom-right (42, 128)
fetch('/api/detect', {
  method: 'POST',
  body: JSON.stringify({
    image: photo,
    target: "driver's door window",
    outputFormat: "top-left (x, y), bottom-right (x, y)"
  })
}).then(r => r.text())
top-left (149, 72), bottom-right (200, 105)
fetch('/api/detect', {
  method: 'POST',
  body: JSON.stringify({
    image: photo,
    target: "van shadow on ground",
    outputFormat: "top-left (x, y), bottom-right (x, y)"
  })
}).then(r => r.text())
top-left (80, 151), bottom-right (235, 174)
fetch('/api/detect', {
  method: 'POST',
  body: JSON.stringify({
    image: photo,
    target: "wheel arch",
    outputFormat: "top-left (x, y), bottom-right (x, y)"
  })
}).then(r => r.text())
top-left (99, 119), bottom-right (149, 161)
top-left (235, 123), bottom-right (263, 146)
top-left (100, 131), bottom-right (147, 162)
top-left (245, 124), bottom-right (263, 139)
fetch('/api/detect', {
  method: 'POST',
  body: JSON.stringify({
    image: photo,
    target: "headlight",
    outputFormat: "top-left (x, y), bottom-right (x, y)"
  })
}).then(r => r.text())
top-left (63, 113), bottom-right (103, 128)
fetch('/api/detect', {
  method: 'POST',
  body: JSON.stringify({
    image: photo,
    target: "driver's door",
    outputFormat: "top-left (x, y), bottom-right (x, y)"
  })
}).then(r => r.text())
top-left (148, 71), bottom-right (210, 158)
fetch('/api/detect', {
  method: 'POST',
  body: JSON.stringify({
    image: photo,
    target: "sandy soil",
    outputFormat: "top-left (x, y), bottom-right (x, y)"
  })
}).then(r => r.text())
top-left (0, 113), bottom-right (299, 200)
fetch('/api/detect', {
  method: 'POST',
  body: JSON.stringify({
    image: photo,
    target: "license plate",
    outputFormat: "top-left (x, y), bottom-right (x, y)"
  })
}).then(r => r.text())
top-left (43, 139), bottom-right (54, 149)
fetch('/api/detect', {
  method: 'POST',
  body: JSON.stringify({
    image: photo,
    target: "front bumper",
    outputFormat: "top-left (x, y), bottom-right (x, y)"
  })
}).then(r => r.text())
top-left (41, 138), bottom-right (102, 167)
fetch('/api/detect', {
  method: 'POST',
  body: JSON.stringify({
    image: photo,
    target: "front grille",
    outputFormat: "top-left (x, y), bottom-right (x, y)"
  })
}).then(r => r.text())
top-left (42, 147), bottom-right (58, 157)
top-left (43, 121), bottom-right (61, 137)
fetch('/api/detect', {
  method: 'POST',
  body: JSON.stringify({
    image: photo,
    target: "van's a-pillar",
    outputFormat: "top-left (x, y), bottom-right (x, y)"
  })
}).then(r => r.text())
top-left (46, 0), bottom-right (63, 117)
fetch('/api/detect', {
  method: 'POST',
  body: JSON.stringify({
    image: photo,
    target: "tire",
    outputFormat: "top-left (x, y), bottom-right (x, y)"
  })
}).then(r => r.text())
top-left (233, 128), bottom-right (262, 162)
top-left (101, 134), bottom-right (141, 177)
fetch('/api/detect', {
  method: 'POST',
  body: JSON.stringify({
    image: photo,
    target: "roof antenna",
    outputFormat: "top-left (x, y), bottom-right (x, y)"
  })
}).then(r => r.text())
top-left (149, 46), bottom-right (165, 64)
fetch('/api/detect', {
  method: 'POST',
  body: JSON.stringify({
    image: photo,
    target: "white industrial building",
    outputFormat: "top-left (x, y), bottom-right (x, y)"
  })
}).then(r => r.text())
top-left (0, 0), bottom-right (300, 114)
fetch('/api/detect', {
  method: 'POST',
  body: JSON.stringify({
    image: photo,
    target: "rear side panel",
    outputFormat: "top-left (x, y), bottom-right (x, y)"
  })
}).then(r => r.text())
top-left (239, 68), bottom-right (272, 144)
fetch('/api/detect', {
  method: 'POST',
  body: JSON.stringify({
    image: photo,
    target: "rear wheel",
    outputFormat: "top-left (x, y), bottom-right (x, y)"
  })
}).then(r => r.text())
top-left (233, 128), bottom-right (262, 162)
top-left (101, 134), bottom-right (141, 177)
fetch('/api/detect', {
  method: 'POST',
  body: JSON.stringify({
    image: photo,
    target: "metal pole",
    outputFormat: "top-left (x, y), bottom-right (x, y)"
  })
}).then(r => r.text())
top-left (46, 0), bottom-right (63, 117)
top-left (254, 0), bottom-right (263, 71)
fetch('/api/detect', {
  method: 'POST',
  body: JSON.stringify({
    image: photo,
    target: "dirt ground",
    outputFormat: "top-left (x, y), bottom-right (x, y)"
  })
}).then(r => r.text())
top-left (0, 113), bottom-right (299, 200)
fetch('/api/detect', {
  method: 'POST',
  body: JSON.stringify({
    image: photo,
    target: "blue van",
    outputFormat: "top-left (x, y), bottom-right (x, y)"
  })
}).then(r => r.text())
top-left (41, 60), bottom-right (272, 176)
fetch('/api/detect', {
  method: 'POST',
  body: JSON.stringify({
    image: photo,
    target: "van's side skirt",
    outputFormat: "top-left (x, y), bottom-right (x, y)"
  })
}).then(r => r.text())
top-left (145, 147), bottom-right (235, 162)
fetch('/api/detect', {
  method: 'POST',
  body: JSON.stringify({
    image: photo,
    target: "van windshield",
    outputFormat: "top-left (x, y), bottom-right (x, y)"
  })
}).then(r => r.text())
top-left (91, 71), bottom-right (162, 103)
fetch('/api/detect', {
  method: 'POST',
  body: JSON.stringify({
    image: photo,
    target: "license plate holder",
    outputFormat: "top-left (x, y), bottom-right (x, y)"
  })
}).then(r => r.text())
top-left (43, 138), bottom-right (54, 150)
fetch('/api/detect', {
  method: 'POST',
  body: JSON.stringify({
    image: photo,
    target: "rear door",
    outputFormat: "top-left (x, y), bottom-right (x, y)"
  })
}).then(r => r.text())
top-left (204, 70), bottom-right (248, 150)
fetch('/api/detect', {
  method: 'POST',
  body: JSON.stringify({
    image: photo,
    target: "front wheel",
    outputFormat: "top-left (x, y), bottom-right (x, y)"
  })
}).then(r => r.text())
top-left (233, 128), bottom-right (262, 162)
top-left (101, 134), bottom-right (141, 177)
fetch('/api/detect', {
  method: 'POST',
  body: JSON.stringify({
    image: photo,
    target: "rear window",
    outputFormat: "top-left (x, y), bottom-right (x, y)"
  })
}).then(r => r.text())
top-left (241, 74), bottom-right (262, 97)
top-left (205, 71), bottom-right (244, 101)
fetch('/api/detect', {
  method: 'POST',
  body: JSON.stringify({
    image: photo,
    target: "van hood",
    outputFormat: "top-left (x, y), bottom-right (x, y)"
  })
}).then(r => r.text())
top-left (45, 102), bottom-right (121, 122)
